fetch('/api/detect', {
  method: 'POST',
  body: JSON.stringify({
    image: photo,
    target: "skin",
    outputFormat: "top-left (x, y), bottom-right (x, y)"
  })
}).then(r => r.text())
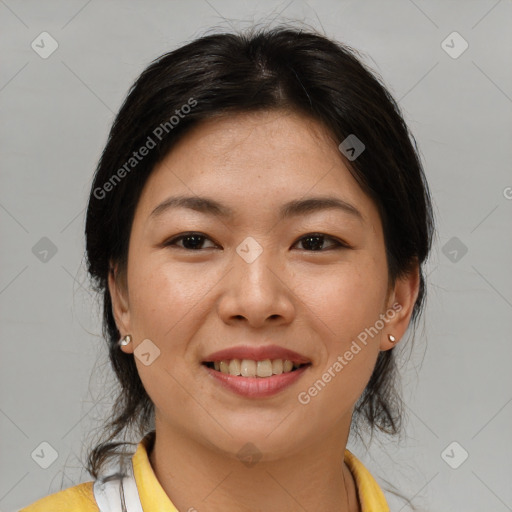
top-left (109, 109), bottom-right (420, 512)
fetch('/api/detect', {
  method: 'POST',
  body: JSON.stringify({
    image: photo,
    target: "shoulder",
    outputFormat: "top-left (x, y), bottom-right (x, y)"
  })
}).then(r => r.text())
top-left (19, 481), bottom-right (98, 512)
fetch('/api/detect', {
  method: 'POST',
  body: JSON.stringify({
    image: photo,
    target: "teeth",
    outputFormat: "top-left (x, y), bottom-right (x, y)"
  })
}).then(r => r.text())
top-left (272, 359), bottom-right (283, 375)
top-left (228, 359), bottom-right (241, 376)
top-left (210, 358), bottom-right (304, 377)
top-left (257, 359), bottom-right (273, 377)
top-left (240, 359), bottom-right (256, 377)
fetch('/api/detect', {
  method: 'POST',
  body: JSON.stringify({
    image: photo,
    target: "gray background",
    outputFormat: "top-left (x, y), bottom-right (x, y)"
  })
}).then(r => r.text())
top-left (1, 1), bottom-right (511, 511)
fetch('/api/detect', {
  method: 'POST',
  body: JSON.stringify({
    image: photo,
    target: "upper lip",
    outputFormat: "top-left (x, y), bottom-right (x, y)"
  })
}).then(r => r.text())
top-left (203, 345), bottom-right (311, 365)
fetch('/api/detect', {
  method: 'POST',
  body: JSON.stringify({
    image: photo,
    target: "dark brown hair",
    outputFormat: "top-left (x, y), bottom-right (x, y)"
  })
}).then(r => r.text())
top-left (84, 25), bottom-right (434, 479)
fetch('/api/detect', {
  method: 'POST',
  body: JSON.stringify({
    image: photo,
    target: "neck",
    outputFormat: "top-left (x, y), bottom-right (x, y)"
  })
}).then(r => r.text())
top-left (147, 418), bottom-right (361, 512)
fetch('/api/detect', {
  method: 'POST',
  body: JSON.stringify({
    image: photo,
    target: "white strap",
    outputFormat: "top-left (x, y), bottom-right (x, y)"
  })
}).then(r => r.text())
top-left (93, 457), bottom-right (144, 512)
top-left (121, 461), bottom-right (144, 512)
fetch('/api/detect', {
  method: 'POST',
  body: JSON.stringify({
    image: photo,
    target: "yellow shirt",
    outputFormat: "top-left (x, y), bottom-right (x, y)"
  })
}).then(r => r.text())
top-left (20, 433), bottom-right (389, 511)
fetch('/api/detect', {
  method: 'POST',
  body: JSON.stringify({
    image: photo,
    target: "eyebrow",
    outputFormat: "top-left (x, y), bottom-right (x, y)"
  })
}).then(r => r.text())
top-left (149, 194), bottom-right (364, 222)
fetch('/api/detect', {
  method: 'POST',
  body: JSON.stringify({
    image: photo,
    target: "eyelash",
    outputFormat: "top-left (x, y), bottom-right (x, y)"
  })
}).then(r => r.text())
top-left (163, 232), bottom-right (350, 252)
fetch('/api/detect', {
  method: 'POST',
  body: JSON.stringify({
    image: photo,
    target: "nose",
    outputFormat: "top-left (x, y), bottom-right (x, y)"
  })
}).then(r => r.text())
top-left (216, 244), bottom-right (296, 328)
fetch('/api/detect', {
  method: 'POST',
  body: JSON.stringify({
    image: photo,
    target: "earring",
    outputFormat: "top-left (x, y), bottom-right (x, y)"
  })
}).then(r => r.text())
top-left (119, 334), bottom-right (132, 347)
top-left (388, 334), bottom-right (397, 344)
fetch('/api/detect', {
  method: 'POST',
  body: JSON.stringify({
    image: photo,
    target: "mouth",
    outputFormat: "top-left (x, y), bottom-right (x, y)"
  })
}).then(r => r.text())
top-left (202, 358), bottom-right (312, 398)
top-left (202, 359), bottom-right (312, 378)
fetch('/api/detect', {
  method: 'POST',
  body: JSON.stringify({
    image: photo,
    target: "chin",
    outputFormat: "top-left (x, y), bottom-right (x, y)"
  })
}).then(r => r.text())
top-left (203, 426), bottom-right (308, 464)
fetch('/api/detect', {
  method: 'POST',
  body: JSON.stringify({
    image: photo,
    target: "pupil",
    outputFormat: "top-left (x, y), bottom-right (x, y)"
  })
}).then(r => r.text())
top-left (304, 236), bottom-right (323, 251)
top-left (183, 235), bottom-right (203, 249)
top-left (182, 235), bottom-right (326, 251)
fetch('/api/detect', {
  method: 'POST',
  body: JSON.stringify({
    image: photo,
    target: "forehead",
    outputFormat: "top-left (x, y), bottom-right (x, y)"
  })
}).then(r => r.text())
top-left (136, 110), bottom-right (377, 224)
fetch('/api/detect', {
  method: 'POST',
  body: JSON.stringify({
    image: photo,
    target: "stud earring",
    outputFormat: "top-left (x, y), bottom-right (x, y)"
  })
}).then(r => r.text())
top-left (119, 334), bottom-right (132, 347)
top-left (388, 334), bottom-right (397, 343)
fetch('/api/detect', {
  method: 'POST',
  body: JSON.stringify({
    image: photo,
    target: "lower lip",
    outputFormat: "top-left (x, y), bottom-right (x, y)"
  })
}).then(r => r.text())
top-left (204, 365), bottom-right (310, 398)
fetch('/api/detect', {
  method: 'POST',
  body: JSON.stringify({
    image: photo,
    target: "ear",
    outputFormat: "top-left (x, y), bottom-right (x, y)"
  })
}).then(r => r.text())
top-left (380, 261), bottom-right (421, 351)
top-left (108, 262), bottom-right (134, 354)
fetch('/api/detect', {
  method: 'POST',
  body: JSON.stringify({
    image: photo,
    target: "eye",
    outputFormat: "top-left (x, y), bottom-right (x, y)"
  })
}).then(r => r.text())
top-left (163, 232), bottom-right (350, 252)
top-left (293, 233), bottom-right (349, 251)
top-left (164, 232), bottom-right (217, 251)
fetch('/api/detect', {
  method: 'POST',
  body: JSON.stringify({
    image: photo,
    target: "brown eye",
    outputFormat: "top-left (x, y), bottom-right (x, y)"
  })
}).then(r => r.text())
top-left (165, 232), bottom-right (217, 250)
top-left (294, 233), bottom-right (348, 251)
top-left (164, 232), bottom-right (349, 252)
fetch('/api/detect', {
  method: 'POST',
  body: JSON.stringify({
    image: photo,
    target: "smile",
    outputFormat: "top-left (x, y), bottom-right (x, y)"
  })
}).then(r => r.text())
top-left (202, 360), bottom-right (312, 398)
top-left (203, 358), bottom-right (311, 378)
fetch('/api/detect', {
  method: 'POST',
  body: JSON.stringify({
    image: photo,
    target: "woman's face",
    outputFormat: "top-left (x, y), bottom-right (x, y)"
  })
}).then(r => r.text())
top-left (110, 109), bottom-right (418, 460)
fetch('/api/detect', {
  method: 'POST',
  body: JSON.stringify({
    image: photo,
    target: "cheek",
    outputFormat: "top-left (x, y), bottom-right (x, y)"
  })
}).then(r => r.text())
top-left (127, 255), bottom-right (211, 337)
top-left (294, 264), bottom-right (384, 420)
top-left (296, 256), bottom-right (388, 339)
top-left (126, 258), bottom-right (208, 413)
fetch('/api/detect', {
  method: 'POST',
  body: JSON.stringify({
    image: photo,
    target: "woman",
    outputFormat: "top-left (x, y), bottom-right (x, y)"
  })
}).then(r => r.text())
top-left (21, 25), bottom-right (434, 512)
